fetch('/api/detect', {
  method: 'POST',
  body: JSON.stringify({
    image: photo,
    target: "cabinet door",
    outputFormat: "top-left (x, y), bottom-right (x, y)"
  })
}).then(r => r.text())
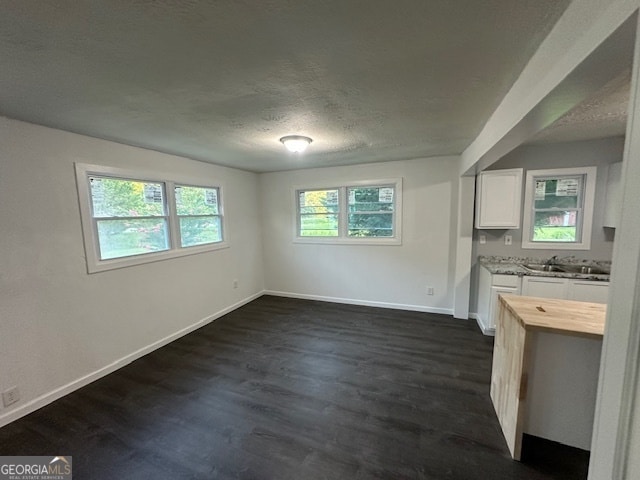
top-left (568, 281), bottom-right (610, 303)
top-left (475, 169), bottom-right (523, 229)
top-left (521, 276), bottom-right (569, 299)
top-left (489, 286), bottom-right (519, 330)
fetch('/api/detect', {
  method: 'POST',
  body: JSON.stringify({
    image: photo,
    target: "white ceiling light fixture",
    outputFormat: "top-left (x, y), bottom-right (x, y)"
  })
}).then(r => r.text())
top-left (280, 135), bottom-right (313, 153)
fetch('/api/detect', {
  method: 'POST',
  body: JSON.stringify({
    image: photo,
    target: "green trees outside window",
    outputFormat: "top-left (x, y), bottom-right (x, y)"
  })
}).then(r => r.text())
top-left (348, 187), bottom-right (394, 237)
top-left (296, 182), bottom-right (400, 241)
top-left (175, 185), bottom-right (223, 247)
top-left (531, 177), bottom-right (583, 242)
top-left (298, 189), bottom-right (339, 236)
top-left (90, 177), bottom-right (169, 259)
top-left (89, 177), bottom-right (223, 260)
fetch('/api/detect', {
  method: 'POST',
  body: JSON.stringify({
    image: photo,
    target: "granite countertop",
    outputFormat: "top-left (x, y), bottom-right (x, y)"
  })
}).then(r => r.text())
top-left (478, 255), bottom-right (611, 282)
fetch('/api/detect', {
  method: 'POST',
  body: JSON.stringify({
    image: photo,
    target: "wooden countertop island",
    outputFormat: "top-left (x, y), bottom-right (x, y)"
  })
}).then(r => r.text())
top-left (491, 294), bottom-right (606, 460)
top-left (498, 294), bottom-right (605, 337)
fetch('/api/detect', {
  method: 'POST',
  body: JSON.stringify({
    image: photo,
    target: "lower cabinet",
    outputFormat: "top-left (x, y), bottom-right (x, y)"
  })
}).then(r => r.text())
top-left (477, 268), bottom-right (521, 335)
top-left (568, 280), bottom-right (611, 303)
top-left (521, 276), bottom-right (569, 299)
top-left (521, 276), bottom-right (610, 303)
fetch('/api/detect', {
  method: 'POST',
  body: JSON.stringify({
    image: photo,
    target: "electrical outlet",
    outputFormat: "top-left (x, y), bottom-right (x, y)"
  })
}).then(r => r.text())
top-left (504, 234), bottom-right (513, 246)
top-left (233, 279), bottom-right (238, 289)
top-left (427, 286), bottom-right (434, 296)
top-left (2, 386), bottom-right (20, 407)
top-left (479, 234), bottom-right (486, 245)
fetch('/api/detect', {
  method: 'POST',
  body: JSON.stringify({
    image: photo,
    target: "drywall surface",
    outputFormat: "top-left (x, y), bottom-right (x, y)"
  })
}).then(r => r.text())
top-left (591, 13), bottom-right (640, 477)
top-left (468, 137), bottom-right (623, 312)
top-left (259, 156), bottom-right (460, 313)
top-left (525, 331), bottom-right (602, 451)
top-left (453, 176), bottom-right (475, 319)
top-left (0, 117), bottom-right (264, 426)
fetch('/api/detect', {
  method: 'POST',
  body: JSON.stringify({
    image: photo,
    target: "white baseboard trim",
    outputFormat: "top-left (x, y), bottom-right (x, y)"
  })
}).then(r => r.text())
top-left (264, 290), bottom-right (454, 316)
top-left (472, 312), bottom-right (495, 336)
top-left (0, 291), bottom-right (264, 429)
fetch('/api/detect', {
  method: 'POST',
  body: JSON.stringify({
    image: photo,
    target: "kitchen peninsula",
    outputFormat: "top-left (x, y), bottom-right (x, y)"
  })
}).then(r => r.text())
top-left (491, 294), bottom-right (606, 460)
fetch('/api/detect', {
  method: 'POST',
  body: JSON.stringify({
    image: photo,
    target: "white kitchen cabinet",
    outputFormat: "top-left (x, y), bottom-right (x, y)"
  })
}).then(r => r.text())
top-left (522, 276), bottom-right (609, 303)
top-left (567, 280), bottom-right (610, 303)
top-left (477, 267), bottom-right (521, 335)
top-left (603, 162), bottom-right (622, 228)
top-left (521, 276), bottom-right (569, 299)
top-left (475, 168), bottom-right (523, 229)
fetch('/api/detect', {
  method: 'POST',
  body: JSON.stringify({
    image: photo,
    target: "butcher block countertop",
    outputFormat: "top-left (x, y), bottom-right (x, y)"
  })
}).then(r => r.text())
top-left (498, 294), bottom-right (606, 338)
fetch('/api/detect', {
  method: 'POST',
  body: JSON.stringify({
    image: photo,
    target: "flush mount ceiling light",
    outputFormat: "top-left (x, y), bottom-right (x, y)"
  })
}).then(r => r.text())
top-left (280, 135), bottom-right (312, 153)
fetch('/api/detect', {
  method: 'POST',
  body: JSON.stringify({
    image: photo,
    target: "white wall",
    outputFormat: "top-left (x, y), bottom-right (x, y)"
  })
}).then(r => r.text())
top-left (591, 12), bottom-right (640, 477)
top-left (0, 117), bottom-right (264, 426)
top-left (260, 156), bottom-right (460, 314)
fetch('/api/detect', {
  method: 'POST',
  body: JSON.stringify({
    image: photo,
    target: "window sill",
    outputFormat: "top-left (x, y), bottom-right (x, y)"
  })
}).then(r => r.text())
top-left (521, 241), bottom-right (590, 250)
top-left (293, 237), bottom-right (402, 246)
top-left (86, 242), bottom-right (229, 273)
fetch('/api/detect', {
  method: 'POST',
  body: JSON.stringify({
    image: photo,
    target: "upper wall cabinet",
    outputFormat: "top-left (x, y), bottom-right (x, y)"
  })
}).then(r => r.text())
top-left (475, 168), bottom-right (523, 229)
top-left (603, 162), bottom-right (622, 228)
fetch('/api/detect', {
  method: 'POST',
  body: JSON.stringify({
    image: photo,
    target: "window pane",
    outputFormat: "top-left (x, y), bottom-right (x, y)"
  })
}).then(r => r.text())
top-left (96, 218), bottom-right (169, 259)
top-left (175, 186), bottom-right (219, 216)
top-left (300, 214), bottom-right (339, 236)
top-left (532, 211), bottom-right (578, 242)
top-left (179, 216), bottom-right (222, 247)
top-left (298, 189), bottom-right (340, 237)
top-left (533, 177), bottom-right (581, 209)
top-left (348, 187), bottom-right (394, 212)
top-left (348, 213), bottom-right (394, 237)
top-left (90, 177), bottom-right (166, 218)
top-left (299, 190), bottom-right (339, 210)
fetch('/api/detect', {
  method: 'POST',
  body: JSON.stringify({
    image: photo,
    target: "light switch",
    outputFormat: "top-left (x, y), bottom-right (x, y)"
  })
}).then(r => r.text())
top-left (479, 234), bottom-right (486, 244)
top-left (504, 234), bottom-right (513, 246)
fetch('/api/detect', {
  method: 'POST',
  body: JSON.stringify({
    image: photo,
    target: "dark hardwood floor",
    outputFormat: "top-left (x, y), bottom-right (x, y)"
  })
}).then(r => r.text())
top-left (0, 296), bottom-right (589, 479)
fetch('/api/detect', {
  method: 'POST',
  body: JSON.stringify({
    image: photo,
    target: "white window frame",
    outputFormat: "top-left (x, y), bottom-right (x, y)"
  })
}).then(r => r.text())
top-left (521, 167), bottom-right (597, 250)
top-left (293, 178), bottom-right (402, 245)
top-left (75, 163), bottom-right (228, 273)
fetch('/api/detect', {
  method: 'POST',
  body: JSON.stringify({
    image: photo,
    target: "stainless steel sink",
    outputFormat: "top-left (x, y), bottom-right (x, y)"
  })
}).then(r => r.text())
top-left (522, 263), bottom-right (610, 275)
top-left (558, 264), bottom-right (610, 275)
top-left (522, 264), bottom-right (565, 272)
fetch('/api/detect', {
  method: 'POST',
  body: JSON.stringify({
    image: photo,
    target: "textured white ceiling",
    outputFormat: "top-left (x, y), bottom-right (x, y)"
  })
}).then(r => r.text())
top-left (0, 1), bottom-right (573, 172)
top-left (529, 70), bottom-right (630, 145)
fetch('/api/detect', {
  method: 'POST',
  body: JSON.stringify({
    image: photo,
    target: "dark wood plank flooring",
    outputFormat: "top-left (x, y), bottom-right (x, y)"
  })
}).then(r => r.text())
top-left (0, 296), bottom-right (589, 479)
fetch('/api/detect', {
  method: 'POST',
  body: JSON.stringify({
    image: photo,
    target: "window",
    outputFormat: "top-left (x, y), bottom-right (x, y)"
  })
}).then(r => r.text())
top-left (89, 177), bottom-right (170, 260)
top-left (295, 179), bottom-right (402, 244)
top-left (298, 189), bottom-right (339, 237)
top-left (521, 167), bottom-right (596, 250)
top-left (76, 163), bottom-right (227, 272)
top-left (348, 186), bottom-right (395, 237)
top-left (175, 185), bottom-right (223, 247)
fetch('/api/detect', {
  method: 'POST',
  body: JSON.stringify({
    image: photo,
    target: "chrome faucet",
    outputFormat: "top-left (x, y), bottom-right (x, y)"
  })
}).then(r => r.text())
top-left (545, 255), bottom-right (558, 266)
